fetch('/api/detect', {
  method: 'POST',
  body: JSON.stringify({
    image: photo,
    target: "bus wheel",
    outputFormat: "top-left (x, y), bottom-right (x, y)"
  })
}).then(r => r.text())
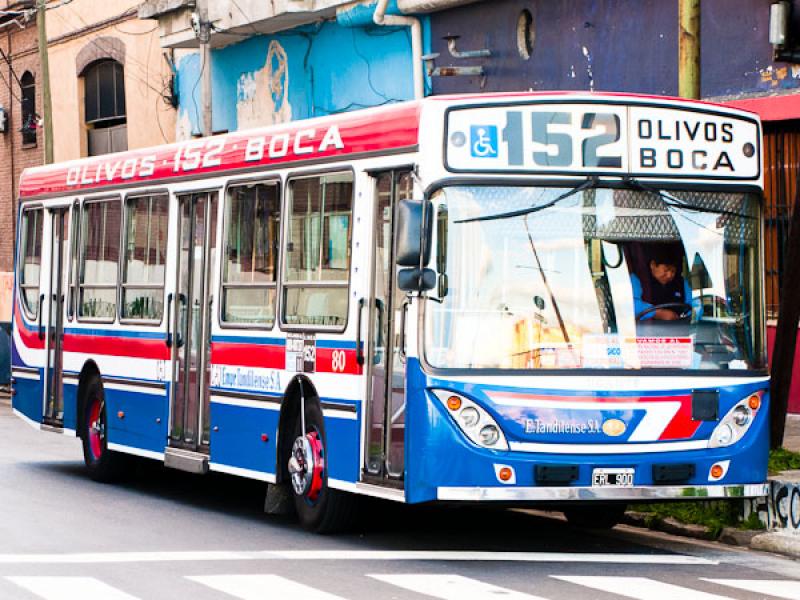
top-left (287, 401), bottom-right (355, 533)
top-left (81, 375), bottom-right (126, 482)
top-left (563, 504), bottom-right (627, 529)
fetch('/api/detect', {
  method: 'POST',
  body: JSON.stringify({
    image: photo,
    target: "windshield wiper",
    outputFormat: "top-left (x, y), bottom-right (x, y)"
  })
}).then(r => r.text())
top-left (454, 176), bottom-right (598, 224)
top-left (622, 176), bottom-right (754, 220)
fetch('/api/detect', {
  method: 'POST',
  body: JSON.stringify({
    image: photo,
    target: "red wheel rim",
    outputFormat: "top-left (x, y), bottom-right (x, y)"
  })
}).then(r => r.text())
top-left (88, 397), bottom-right (104, 460)
top-left (306, 431), bottom-right (324, 502)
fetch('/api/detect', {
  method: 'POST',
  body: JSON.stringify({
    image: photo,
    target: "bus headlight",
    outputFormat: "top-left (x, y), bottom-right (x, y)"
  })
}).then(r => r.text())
top-left (708, 393), bottom-right (762, 449)
top-left (431, 389), bottom-right (509, 451)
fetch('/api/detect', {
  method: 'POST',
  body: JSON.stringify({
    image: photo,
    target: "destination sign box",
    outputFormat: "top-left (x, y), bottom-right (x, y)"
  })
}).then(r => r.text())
top-left (445, 103), bottom-right (760, 180)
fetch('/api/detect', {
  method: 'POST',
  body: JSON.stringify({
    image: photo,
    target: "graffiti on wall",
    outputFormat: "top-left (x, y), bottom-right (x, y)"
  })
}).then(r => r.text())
top-left (746, 479), bottom-right (800, 533)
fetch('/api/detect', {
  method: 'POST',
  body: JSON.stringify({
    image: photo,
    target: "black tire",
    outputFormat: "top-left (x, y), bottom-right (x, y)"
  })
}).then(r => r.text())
top-left (80, 375), bottom-right (127, 482)
top-left (289, 401), bottom-right (357, 533)
top-left (563, 504), bottom-right (627, 529)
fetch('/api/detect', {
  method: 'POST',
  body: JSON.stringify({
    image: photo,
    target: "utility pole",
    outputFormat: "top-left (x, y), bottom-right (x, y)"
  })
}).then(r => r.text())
top-left (678, 0), bottom-right (700, 99)
top-left (36, 0), bottom-right (53, 163)
top-left (197, 0), bottom-right (212, 137)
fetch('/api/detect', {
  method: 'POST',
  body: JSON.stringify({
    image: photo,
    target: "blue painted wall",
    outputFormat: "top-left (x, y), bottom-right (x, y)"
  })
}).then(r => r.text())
top-left (176, 19), bottom-right (421, 135)
top-left (427, 0), bottom-right (800, 98)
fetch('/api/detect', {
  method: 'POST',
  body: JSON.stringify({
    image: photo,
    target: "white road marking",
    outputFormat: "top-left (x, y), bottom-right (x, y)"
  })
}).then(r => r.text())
top-left (703, 579), bottom-right (800, 600)
top-left (369, 574), bottom-right (548, 600)
top-left (7, 576), bottom-right (141, 600)
top-left (553, 576), bottom-right (735, 600)
top-left (187, 575), bottom-right (346, 600)
top-left (0, 550), bottom-right (716, 565)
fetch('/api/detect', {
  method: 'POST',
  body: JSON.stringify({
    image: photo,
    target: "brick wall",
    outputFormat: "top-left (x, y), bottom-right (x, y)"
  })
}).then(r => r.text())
top-left (0, 17), bottom-right (44, 280)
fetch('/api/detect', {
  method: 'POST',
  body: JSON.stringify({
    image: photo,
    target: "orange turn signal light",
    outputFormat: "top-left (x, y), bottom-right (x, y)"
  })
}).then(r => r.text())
top-left (498, 467), bottom-right (513, 482)
top-left (748, 395), bottom-right (761, 411)
top-left (447, 396), bottom-right (462, 411)
top-left (710, 464), bottom-right (724, 479)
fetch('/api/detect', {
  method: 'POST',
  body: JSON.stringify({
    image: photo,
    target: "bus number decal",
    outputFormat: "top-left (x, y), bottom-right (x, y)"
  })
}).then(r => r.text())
top-left (331, 350), bottom-right (347, 373)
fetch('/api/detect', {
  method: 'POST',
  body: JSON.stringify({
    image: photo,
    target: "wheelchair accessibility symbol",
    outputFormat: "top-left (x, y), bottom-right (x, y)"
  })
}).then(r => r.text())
top-left (470, 125), bottom-right (498, 158)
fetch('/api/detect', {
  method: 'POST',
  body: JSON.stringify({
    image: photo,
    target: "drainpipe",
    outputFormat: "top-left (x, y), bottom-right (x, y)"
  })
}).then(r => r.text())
top-left (374, 0), bottom-right (424, 99)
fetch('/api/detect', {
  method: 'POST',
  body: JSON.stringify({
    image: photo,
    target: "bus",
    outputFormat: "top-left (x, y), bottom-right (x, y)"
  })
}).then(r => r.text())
top-left (12, 92), bottom-right (769, 532)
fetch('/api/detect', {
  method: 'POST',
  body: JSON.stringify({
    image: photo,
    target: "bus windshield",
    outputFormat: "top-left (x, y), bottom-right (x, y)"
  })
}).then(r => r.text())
top-left (424, 184), bottom-right (765, 372)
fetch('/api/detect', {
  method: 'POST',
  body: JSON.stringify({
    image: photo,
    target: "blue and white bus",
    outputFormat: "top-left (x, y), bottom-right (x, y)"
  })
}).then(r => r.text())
top-left (12, 92), bottom-right (768, 531)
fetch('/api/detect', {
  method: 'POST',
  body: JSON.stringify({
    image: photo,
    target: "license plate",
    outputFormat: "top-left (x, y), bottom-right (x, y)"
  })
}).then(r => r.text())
top-left (592, 468), bottom-right (634, 487)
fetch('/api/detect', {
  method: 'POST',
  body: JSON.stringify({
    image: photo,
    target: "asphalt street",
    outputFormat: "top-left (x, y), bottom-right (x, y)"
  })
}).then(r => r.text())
top-left (0, 400), bottom-right (798, 600)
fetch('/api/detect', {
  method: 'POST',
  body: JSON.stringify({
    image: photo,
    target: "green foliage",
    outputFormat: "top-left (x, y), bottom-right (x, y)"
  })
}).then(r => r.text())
top-left (632, 500), bottom-right (744, 538)
top-left (740, 510), bottom-right (766, 531)
top-left (768, 448), bottom-right (800, 475)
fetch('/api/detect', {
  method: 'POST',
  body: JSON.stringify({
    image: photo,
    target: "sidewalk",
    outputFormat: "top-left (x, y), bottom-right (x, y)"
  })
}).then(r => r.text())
top-left (783, 414), bottom-right (800, 453)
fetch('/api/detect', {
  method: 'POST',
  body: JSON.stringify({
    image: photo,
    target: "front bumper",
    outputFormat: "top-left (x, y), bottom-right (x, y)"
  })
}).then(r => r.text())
top-left (436, 482), bottom-right (769, 501)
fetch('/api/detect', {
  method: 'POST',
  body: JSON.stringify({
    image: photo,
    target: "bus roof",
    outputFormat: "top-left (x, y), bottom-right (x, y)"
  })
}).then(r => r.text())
top-left (18, 92), bottom-right (759, 200)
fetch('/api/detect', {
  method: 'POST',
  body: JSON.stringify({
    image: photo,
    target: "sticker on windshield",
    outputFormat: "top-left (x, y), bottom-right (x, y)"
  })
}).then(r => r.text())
top-left (627, 336), bottom-right (693, 369)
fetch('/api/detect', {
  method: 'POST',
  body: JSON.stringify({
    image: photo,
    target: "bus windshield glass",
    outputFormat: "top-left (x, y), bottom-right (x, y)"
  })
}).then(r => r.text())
top-left (424, 184), bottom-right (765, 372)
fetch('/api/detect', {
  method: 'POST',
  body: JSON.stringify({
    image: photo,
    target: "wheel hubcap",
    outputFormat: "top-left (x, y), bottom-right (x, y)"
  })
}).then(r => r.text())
top-left (288, 431), bottom-right (324, 502)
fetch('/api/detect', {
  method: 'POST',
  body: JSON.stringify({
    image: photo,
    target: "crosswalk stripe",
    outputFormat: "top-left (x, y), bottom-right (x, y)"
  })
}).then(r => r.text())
top-left (552, 576), bottom-right (735, 600)
top-left (6, 576), bottom-right (141, 600)
top-left (368, 574), bottom-right (548, 600)
top-left (187, 575), bottom-right (347, 600)
top-left (702, 579), bottom-right (800, 600)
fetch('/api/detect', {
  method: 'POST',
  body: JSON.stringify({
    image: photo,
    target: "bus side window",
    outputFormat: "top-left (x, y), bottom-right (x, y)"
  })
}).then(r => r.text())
top-left (221, 181), bottom-right (281, 327)
top-left (121, 194), bottom-right (169, 322)
top-left (19, 208), bottom-right (43, 319)
top-left (79, 199), bottom-right (121, 321)
top-left (282, 172), bottom-right (353, 328)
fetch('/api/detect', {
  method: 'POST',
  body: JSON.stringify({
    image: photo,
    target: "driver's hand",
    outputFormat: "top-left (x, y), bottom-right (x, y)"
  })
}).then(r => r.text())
top-left (654, 309), bottom-right (679, 321)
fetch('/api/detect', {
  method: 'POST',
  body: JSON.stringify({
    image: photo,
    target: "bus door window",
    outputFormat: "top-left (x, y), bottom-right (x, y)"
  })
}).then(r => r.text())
top-left (44, 207), bottom-right (69, 424)
top-left (171, 192), bottom-right (217, 449)
top-left (366, 170), bottom-right (412, 479)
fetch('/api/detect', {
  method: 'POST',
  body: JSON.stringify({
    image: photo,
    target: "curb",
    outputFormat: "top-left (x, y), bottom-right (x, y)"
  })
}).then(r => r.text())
top-left (625, 510), bottom-right (800, 559)
top-left (750, 532), bottom-right (800, 559)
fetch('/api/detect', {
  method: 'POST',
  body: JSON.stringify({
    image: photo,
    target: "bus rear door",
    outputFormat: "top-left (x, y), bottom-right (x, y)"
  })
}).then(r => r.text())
top-left (42, 205), bottom-right (70, 427)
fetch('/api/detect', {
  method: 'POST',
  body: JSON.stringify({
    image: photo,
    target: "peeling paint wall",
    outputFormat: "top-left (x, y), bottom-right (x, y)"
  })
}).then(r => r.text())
top-left (175, 19), bottom-right (419, 138)
top-left (427, 0), bottom-right (800, 99)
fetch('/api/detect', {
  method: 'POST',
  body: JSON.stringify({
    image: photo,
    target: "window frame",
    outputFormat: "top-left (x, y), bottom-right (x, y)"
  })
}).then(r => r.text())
top-left (20, 71), bottom-right (36, 147)
top-left (17, 205), bottom-right (44, 321)
top-left (77, 195), bottom-right (122, 324)
top-left (279, 168), bottom-right (355, 333)
top-left (119, 190), bottom-right (170, 326)
top-left (219, 176), bottom-right (282, 331)
top-left (66, 200), bottom-right (81, 321)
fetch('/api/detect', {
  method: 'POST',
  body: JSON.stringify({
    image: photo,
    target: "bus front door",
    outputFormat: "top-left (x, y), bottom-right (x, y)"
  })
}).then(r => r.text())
top-left (169, 192), bottom-right (217, 452)
top-left (43, 206), bottom-right (70, 427)
top-left (364, 171), bottom-right (413, 482)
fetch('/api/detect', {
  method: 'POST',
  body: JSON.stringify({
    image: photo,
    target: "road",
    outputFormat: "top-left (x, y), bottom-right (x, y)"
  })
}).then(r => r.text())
top-left (0, 400), bottom-right (798, 600)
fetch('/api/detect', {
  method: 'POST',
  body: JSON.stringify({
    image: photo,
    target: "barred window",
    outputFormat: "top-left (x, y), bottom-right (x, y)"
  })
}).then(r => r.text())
top-left (121, 194), bottom-right (168, 321)
top-left (283, 172), bottom-right (353, 328)
top-left (222, 181), bottom-right (281, 326)
top-left (79, 199), bottom-right (121, 320)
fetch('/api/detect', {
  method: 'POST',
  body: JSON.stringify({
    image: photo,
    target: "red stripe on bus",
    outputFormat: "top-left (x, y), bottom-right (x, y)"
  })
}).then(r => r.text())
top-left (211, 342), bottom-right (286, 369)
top-left (61, 333), bottom-right (170, 360)
top-left (14, 309), bottom-right (44, 350)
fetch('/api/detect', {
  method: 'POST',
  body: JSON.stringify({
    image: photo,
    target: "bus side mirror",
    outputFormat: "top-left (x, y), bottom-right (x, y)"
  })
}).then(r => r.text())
top-left (396, 199), bottom-right (432, 267)
top-left (396, 199), bottom-right (435, 292)
top-left (398, 268), bottom-right (436, 292)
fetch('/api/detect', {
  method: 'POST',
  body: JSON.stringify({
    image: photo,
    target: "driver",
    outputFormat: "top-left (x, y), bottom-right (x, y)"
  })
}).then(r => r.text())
top-left (631, 245), bottom-right (692, 321)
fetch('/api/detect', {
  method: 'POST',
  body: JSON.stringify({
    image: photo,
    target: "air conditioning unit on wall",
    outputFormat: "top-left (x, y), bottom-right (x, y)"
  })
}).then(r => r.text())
top-left (0, 107), bottom-right (7, 134)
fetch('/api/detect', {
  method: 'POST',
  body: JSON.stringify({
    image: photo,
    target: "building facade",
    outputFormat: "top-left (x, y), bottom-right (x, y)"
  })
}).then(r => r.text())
top-left (0, 0), bottom-right (177, 332)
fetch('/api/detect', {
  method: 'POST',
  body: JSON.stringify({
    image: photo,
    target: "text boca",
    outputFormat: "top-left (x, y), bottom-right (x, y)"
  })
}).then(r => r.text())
top-left (635, 117), bottom-right (739, 173)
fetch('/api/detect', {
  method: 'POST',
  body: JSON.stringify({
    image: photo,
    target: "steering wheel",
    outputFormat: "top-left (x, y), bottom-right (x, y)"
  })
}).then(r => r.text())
top-left (636, 302), bottom-right (692, 321)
